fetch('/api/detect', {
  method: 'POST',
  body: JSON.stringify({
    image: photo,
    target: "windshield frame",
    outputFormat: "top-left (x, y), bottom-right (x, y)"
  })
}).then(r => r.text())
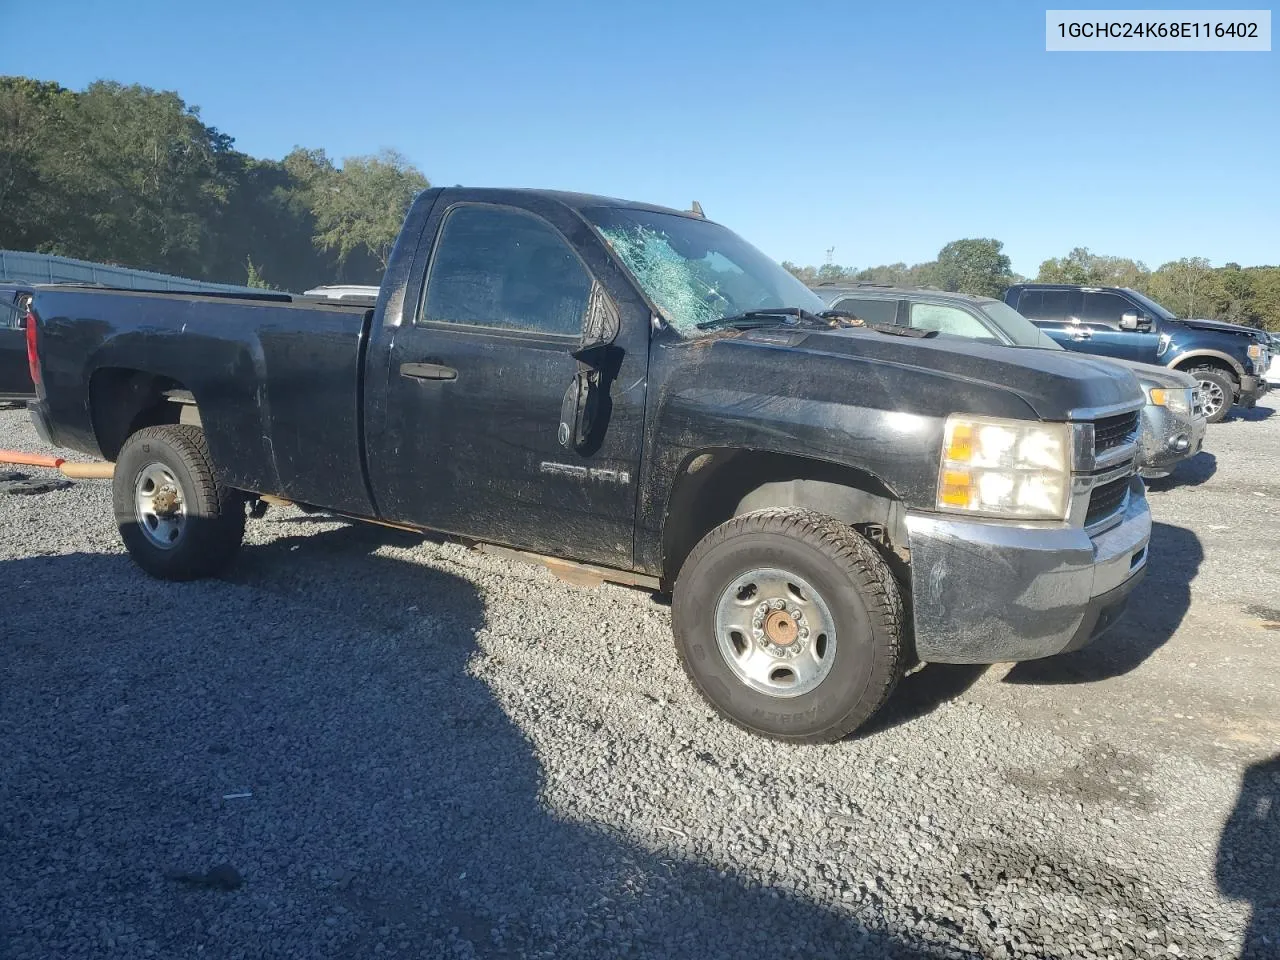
top-left (580, 205), bottom-right (827, 339)
top-left (977, 299), bottom-right (1064, 350)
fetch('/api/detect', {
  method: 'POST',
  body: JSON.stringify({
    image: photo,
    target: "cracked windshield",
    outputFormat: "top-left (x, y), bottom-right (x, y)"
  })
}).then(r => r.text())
top-left (586, 208), bottom-right (826, 336)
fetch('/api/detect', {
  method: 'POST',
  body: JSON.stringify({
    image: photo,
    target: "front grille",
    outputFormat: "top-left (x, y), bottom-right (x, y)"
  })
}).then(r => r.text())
top-left (1193, 389), bottom-right (1205, 417)
top-left (1094, 412), bottom-right (1140, 452)
top-left (1085, 477), bottom-right (1130, 528)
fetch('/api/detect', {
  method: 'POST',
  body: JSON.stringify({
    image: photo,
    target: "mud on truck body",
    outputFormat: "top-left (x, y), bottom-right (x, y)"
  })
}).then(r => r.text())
top-left (26, 187), bottom-right (1151, 742)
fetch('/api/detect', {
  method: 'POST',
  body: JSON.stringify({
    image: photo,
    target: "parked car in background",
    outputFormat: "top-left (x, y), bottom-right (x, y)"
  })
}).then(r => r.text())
top-left (26, 187), bottom-right (1153, 744)
top-left (1266, 332), bottom-right (1280, 387)
top-left (0, 283), bottom-right (35, 402)
top-left (1002, 283), bottom-right (1269, 424)
top-left (811, 283), bottom-right (1207, 480)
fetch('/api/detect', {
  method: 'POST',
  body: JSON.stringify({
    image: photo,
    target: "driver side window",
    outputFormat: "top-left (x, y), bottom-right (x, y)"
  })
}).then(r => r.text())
top-left (421, 205), bottom-right (591, 337)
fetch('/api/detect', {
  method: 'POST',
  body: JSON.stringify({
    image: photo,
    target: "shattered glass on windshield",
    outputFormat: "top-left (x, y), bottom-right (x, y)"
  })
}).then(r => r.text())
top-left (585, 207), bottom-right (827, 338)
top-left (595, 223), bottom-right (723, 334)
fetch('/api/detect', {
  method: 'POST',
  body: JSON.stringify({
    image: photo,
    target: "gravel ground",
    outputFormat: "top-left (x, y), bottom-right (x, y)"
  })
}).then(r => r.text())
top-left (1, 402), bottom-right (1277, 960)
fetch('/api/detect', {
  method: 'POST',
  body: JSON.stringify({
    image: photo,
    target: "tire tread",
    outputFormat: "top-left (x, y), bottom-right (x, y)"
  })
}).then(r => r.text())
top-left (672, 507), bottom-right (904, 743)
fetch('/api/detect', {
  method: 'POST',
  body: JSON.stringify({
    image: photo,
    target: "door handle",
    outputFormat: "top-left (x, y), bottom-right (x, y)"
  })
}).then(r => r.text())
top-left (1071, 329), bottom-right (1092, 341)
top-left (400, 362), bottom-right (458, 381)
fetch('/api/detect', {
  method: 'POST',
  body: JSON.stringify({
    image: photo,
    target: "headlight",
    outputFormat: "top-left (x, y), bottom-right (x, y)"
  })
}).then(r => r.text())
top-left (1147, 386), bottom-right (1193, 416)
top-left (937, 415), bottom-right (1071, 520)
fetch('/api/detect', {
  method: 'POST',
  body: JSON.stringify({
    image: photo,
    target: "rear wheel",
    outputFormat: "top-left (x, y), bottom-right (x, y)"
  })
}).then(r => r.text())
top-left (1190, 367), bottom-right (1235, 424)
top-left (112, 424), bottom-right (245, 580)
top-left (672, 508), bottom-right (905, 744)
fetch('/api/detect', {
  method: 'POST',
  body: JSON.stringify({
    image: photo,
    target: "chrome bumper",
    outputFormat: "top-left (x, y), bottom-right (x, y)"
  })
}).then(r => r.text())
top-left (904, 480), bottom-right (1151, 664)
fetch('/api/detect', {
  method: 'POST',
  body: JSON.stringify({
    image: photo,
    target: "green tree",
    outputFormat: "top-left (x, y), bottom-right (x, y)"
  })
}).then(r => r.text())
top-left (1148, 257), bottom-right (1219, 319)
top-left (303, 148), bottom-right (429, 271)
top-left (933, 238), bottom-right (1014, 297)
top-left (245, 256), bottom-right (271, 289)
top-left (61, 81), bottom-right (233, 275)
top-left (0, 77), bottom-right (80, 253)
top-left (782, 261), bottom-right (820, 285)
top-left (1037, 247), bottom-right (1149, 289)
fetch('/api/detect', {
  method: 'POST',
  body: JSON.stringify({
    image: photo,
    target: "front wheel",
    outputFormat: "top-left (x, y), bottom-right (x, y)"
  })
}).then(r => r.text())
top-left (1190, 367), bottom-right (1236, 424)
top-left (112, 424), bottom-right (246, 581)
top-left (672, 508), bottom-right (905, 743)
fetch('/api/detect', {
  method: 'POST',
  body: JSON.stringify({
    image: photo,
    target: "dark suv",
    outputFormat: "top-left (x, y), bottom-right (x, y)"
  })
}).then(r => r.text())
top-left (1002, 283), bottom-right (1269, 423)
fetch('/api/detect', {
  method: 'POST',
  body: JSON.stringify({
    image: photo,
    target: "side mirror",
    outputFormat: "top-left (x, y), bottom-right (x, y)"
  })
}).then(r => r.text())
top-left (1120, 311), bottom-right (1152, 332)
top-left (559, 282), bottom-right (619, 451)
top-left (582, 281), bottom-right (620, 350)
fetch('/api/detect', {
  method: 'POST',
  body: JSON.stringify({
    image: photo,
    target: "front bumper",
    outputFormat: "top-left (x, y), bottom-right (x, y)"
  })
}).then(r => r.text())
top-left (1137, 402), bottom-right (1206, 479)
top-left (904, 480), bottom-right (1150, 664)
top-left (1237, 374), bottom-right (1265, 407)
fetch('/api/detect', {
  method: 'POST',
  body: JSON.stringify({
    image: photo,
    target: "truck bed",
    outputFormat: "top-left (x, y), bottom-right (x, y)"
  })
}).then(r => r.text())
top-left (30, 286), bottom-right (375, 515)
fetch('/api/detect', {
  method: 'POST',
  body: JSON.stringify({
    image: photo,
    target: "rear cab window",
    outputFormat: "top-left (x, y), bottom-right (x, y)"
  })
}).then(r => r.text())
top-left (832, 297), bottom-right (899, 325)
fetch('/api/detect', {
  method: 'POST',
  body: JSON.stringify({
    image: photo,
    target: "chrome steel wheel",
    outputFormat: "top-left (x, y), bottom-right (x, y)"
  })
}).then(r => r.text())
top-left (713, 567), bottom-right (836, 698)
top-left (134, 462), bottom-right (187, 550)
top-left (1198, 378), bottom-right (1226, 420)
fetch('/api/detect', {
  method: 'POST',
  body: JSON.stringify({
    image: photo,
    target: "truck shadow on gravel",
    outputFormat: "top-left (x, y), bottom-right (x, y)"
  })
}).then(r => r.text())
top-left (1002, 521), bottom-right (1201, 687)
top-left (1227, 404), bottom-right (1274, 423)
top-left (1145, 451), bottom-right (1218, 490)
top-left (1217, 753), bottom-right (1279, 960)
top-left (1, 522), bottom-right (975, 960)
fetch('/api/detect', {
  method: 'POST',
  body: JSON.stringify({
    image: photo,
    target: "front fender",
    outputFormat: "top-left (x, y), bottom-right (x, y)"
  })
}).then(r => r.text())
top-left (1169, 348), bottom-right (1246, 378)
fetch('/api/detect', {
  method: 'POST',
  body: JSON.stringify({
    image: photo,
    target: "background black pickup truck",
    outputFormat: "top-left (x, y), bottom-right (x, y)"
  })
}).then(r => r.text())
top-left (27, 187), bottom-right (1152, 743)
top-left (0, 283), bottom-right (35, 403)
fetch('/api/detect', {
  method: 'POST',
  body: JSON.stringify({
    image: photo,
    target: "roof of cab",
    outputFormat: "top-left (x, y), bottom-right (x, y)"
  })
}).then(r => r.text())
top-left (441, 187), bottom-right (709, 222)
top-left (809, 283), bottom-right (1000, 306)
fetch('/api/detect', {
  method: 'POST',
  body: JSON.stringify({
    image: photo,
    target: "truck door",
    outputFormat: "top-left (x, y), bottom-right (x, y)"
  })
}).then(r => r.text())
top-left (369, 200), bottom-right (647, 569)
top-left (1068, 290), bottom-right (1159, 361)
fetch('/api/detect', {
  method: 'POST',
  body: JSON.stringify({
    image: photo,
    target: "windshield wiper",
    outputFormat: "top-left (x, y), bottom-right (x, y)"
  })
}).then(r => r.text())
top-left (695, 307), bottom-right (941, 339)
top-left (695, 308), bottom-right (830, 331)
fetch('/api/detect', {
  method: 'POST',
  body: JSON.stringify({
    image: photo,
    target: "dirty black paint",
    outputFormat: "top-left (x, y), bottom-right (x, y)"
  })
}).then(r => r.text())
top-left (28, 187), bottom-right (1144, 585)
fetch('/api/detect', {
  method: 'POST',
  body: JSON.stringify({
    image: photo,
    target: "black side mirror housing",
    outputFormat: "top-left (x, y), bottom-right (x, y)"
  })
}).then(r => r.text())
top-left (559, 282), bottom-right (620, 451)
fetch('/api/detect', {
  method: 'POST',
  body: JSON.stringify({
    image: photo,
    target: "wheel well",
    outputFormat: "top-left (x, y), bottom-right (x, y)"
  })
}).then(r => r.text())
top-left (661, 449), bottom-right (908, 590)
top-left (1173, 356), bottom-right (1238, 382)
top-left (88, 368), bottom-right (201, 461)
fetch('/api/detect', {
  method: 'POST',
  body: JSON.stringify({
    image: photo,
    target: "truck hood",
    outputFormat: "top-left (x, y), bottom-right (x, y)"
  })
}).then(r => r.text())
top-left (738, 326), bottom-right (1145, 421)
top-left (1176, 317), bottom-right (1267, 340)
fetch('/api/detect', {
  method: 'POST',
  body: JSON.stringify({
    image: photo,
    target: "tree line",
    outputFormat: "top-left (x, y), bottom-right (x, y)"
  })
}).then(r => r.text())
top-left (0, 76), bottom-right (428, 292)
top-left (785, 240), bottom-right (1280, 331)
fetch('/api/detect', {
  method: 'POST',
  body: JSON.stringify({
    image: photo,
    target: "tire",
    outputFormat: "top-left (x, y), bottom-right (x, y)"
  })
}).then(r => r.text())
top-left (1190, 367), bottom-right (1235, 424)
top-left (112, 424), bottom-right (246, 581)
top-left (672, 508), bottom-right (904, 744)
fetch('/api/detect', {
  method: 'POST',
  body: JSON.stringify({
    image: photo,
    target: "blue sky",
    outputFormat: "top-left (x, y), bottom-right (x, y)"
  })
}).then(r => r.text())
top-left (5, 0), bottom-right (1277, 275)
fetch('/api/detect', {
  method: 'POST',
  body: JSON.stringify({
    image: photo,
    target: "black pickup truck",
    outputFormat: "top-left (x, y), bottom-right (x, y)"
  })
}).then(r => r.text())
top-left (0, 283), bottom-right (35, 402)
top-left (26, 188), bottom-right (1152, 743)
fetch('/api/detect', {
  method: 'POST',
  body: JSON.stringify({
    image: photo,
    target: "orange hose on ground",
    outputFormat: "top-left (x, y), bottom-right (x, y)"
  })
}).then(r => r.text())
top-left (59, 461), bottom-right (114, 479)
top-left (0, 449), bottom-right (64, 469)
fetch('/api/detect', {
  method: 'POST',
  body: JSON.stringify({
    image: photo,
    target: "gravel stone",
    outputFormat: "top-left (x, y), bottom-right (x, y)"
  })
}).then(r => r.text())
top-left (1, 404), bottom-right (1278, 958)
